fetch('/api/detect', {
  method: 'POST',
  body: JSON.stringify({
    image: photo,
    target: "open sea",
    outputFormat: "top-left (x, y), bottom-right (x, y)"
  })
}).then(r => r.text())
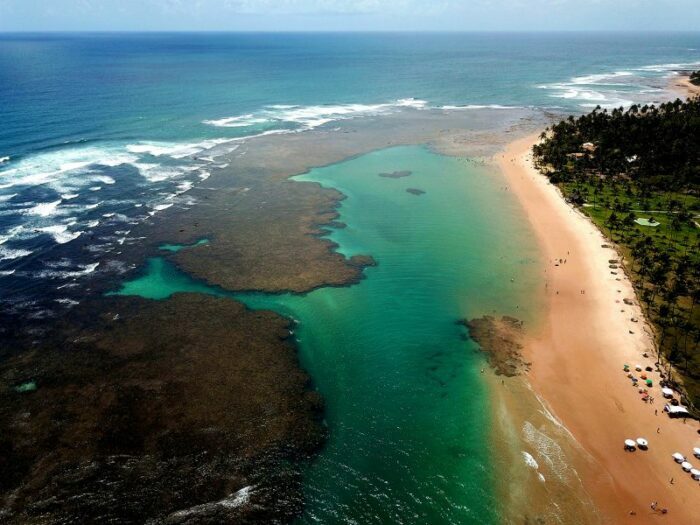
top-left (1, 31), bottom-right (699, 522)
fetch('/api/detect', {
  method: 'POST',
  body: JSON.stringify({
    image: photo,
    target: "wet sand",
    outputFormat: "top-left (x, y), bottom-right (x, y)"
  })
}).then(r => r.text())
top-left (498, 136), bottom-right (700, 523)
top-left (669, 74), bottom-right (700, 98)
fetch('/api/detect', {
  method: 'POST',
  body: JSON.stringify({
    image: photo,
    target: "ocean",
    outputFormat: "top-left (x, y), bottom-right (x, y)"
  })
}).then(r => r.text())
top-left (1, 31), bottom-right (699, 523)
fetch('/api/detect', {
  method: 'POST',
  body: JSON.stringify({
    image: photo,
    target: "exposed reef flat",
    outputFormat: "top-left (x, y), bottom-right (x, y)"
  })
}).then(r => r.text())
top-left (0, 294), bottom-right (323, 524)
top-left (406, 188), bottom-right (425, 195)
top-left (462, 315), bottom-right (530, 376)
top-left (135, 108), bottom-right (543, 295)
top-left (0, 107), bottom-right (546, 522)
top-left (379, 170), bottom-right (412, 178)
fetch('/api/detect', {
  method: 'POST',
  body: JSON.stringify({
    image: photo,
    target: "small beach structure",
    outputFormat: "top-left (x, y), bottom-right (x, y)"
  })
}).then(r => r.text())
top-left (661, 387), bottom-right (674, 398)
top-left (691, 468), bottom-right (700, 481)
top-left (693, 447), bottom-right (700, 459)
top-left (624, 439), bottom-right (637, 451)
top-left (681, 461), bottom-right (693, 472)
top-left (672, 452), bottom-right (686, 463)
top-left (664, 404), bottom-right (690, 418)
top-left (636, 438), bottom-right (648, 449)
top-left (635, 364), bottom-right (643, 372)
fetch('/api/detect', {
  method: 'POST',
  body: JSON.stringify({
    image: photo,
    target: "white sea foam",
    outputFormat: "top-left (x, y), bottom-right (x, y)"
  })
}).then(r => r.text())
top-left (55, 298), bottom-right (80, 306)
top-left (633, 61), bottom-right (700, 73)
top-left (539, 60), bottom-right (700, 108)
top-left (60, 193), bottom-right (79, 200)
top-left (36, 262), bottom-right (99, 279)
top-left (441, 104), bottom-right (523, 110)
top-left (168, 486), bottom-right (254, 519)
top-left (0, 246), bottom-right (32, 261)
top-left (126, 138), bottom-right (233, 159)
top-left (522, 451), bottom-right (539, 470)
top-left (522, 421), bottom-right (569, 483)
top-left (0, 146), bottom-right (137, 191)
top-left (0, 156), bottom-right (9, 164)
top-left (204, 98), bottom-right (429, 131)
top-left (26, 200), bottom-right (63, 217)
top-left (0, 193), bottom-right (17, 203)
top-left (36, 224), bottom-right (82, 244)
top-left (0, 269), bottom-right (16, 276)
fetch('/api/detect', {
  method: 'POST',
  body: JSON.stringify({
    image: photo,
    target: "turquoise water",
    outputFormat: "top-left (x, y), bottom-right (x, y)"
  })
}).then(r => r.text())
top-left (1, 32), bottom-right (698, 310)
top-left (115, 146), bottom-right (541, 523)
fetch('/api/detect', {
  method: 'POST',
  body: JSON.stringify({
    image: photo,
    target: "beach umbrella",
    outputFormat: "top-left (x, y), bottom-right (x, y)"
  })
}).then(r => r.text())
top-left (690, 469), bottom-right (700, 480)
top-left (661, 387), bottom-right (674, 398)
top-left (624, 439), bottom-right (636, 450)
top-left (693, 447), bottom-right (700, 459)
top-left (645, 379), bottom-right (653, 387)
top-left (635, 364), bottom-right (642, 371)
top-left (681, 461), bottom-right (693, 472)
top-left (636, 438), bottom-right (648, 449)
top-left (672, 452), bottom-right (685, 463)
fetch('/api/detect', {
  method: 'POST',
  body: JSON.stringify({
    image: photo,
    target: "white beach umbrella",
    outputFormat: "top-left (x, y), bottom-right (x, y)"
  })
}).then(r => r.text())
top-left (681, 461), bottom-right (693, 472)
top-left (635, 364), bottom-right (643, 371)
top-left (672, 452), bottom-right (685, 463)
top-left (661, 387), bottom-right (674, 397)
top-left (693, 447), bottom-right (700, 459)
top-left (636, 438), bottom-right (648, 448)
top-left (624, 439), bottom-right (636, 449)
top-left (690, 469), bottom-right (700, 480)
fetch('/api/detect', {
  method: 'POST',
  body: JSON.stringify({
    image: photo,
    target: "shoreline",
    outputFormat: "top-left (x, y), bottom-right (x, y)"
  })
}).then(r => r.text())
top-left (497, 135), bottom-right (700, 522)
top-left (668, 73), bottom-right (700, 99)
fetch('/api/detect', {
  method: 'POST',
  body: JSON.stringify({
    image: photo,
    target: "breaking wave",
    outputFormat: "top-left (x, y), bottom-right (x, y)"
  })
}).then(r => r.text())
top-left (203, 98), bottom-right (428, 131)
top-left (538, 59), bottom-right (700, 109)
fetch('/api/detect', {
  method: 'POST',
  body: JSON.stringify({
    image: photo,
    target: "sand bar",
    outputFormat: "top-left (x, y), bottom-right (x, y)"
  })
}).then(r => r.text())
top-left (498, 136), bottom-right (700, 523)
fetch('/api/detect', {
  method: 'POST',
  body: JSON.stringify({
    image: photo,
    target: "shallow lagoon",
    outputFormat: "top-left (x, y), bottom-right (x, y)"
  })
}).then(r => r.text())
top-left (115, 146), bottom-right (542, 523)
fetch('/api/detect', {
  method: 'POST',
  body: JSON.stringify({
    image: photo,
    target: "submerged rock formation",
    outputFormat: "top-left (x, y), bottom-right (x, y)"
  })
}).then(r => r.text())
top-left (0, 294), bottom-right (324, 523)
top-left (378, 170), bottom-right (412, 178)
top-left (461, 315), bottom-right (531, 376)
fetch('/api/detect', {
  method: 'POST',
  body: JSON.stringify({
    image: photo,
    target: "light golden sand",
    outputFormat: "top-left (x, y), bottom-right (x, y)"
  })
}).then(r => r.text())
top-left (497, 136), bottom-right (700, 523)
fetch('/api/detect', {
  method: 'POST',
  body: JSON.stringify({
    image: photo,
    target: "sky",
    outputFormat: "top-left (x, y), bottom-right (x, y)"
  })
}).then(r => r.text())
top-left (0, 0), bottom-right (699, 32)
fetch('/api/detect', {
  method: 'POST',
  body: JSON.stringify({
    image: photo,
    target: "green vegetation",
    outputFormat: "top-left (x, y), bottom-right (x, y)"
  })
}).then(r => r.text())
top-left (533, 98), bottom-right (700, 409)
top-left (690, 70), bottom-right (700, 86)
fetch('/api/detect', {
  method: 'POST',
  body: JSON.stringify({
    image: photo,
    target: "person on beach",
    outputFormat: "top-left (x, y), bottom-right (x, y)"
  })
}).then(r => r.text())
top-left (670, 477), bottom-right (674, 484)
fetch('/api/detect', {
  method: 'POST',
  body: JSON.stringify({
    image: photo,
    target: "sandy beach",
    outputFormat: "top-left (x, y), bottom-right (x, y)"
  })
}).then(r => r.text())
top-left (670, 75), bottom-right (700, 98)
top-left (498, 136), bottom-right (700, 522)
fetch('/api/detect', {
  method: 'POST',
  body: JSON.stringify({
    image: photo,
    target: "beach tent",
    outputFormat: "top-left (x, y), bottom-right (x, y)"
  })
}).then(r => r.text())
top-left (690, 468), bottom-right (700, 480)
top-left (693, 447), bottom-right (700, 459)
top-left (624, 439), bottom-right (636, 450)
top-left (645, 379), bottom-right (653, 387)
top-left (661, 387), bottom-right (674, 398)
top-left (664, 404), bottom-right (690, 418)
top-left (672, 452), bottom-right (685, 463)
top-left (636, 438), bottom-right (648, 449)
top-left (681, 461), bottom-right (693, 472)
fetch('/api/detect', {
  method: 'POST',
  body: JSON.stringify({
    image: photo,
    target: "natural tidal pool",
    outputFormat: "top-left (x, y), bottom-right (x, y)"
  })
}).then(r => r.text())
top-left (114, 146), bottom-right (542, 523)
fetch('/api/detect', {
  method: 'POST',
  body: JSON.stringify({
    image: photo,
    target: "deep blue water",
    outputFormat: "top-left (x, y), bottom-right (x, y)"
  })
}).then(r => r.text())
top-left (0, 32), bottom-right (699, 312)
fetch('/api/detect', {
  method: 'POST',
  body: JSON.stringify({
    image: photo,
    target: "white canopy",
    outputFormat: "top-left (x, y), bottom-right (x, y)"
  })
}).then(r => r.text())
top-left (636, 438), bottom-right (648, 447)
top-left (690, 469), bottom-right (700, 480)
top-left (661, 387), bottom-right (674, 397)
top-left (693, 447), bottom-right (700, 458)
top-left (681, 461), bottom-right (693, 471)
top-left (635, 364), bottom-right (643, 371)
top-left (672, 452), bottom-right (685, 462)
top-left (624, 439), bottom-right (636, 448)
top-left (665, 405), bottom-right (690, 414)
